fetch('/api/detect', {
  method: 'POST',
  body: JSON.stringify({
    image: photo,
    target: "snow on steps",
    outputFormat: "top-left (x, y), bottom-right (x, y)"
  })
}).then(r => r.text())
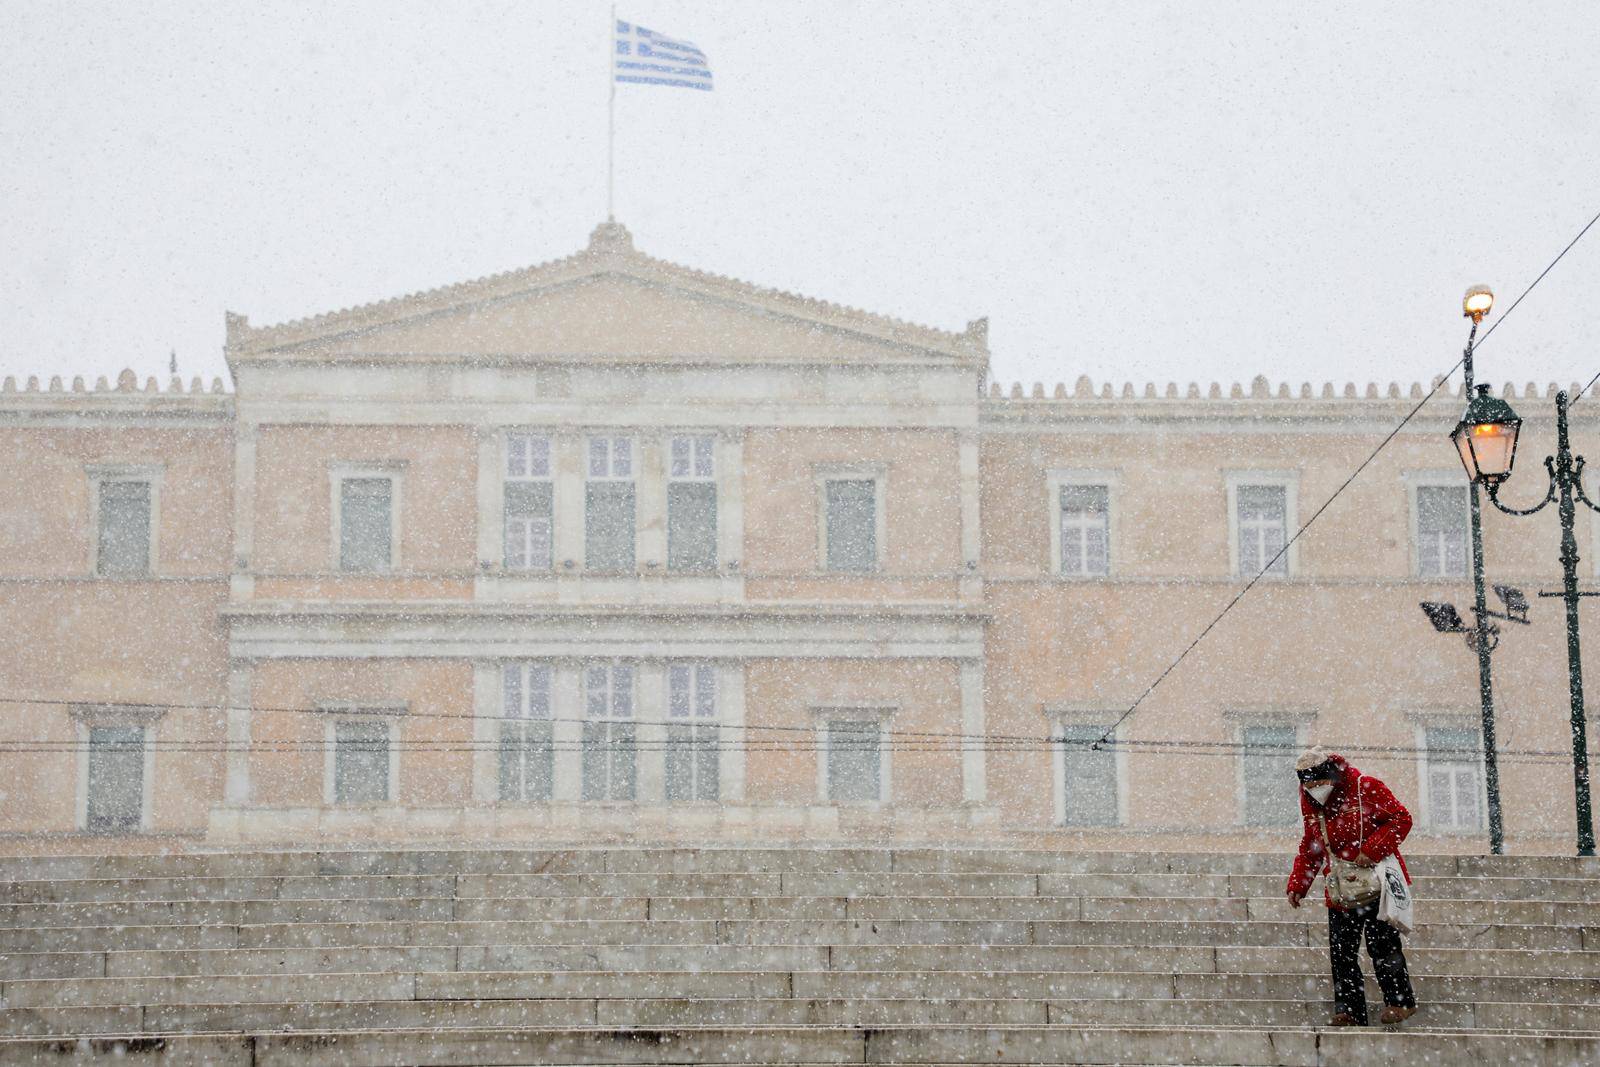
top-left (2, 1027), bottom-right (1598, 1066)
top-left (0, 847), bottom-right (1594, 1065)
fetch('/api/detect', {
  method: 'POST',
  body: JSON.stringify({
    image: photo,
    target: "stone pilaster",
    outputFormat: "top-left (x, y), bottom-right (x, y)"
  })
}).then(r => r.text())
top-left (960, 659), bottom-right (986, 805)
top-left (223, 662), bottom-right (254, 806)
top-left (229, 424), bottom-right (257, 600)
top-left (551, 665), bottom-right (583, 801)
top-left (635, 663), bottom-right (667, 802)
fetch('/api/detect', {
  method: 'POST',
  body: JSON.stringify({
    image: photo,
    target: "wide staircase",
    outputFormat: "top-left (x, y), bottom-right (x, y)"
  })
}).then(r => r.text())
top-left (0, 847), bottom-right (1596, 1065)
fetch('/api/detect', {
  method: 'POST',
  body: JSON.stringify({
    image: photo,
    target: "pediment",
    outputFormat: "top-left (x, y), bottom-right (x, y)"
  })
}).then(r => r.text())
top-left (228, 223), bottom-right (987, 371)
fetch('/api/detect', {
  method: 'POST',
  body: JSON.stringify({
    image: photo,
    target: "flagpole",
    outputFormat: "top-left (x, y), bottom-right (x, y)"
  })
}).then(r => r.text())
top-left (607, 4), bottom-right (616, 221)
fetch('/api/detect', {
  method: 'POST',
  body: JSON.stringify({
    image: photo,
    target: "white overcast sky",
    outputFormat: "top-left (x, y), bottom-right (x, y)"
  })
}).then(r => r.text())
top-left (3, 2), bottom-right (1598, 393)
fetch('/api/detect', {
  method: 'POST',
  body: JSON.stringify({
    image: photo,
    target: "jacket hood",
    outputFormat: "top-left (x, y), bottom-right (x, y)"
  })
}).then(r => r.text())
top-left (1301, 753), bottom-right (1362, 807)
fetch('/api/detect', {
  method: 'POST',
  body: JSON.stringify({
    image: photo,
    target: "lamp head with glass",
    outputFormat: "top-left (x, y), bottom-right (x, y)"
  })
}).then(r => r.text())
top-left (1463, 284), bottom-right (1495, 324)
top-left (1452, 384), bottom-right (1522, 485)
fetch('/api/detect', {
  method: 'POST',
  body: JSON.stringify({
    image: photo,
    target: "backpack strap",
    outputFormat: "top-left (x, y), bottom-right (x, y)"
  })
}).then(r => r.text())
top-left (1356, 774), bottom-right (1364, 853)
top-left (1318, 775), bottom-right (1364, 866)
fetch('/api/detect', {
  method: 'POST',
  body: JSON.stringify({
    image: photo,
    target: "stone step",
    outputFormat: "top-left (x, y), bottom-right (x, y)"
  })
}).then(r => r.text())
top-left (0, 944), bottom-right (829, 980)
top-left (1, 844), bottom-right (1594, 1063)
top-left (780, 969), bottom-right (1600, 1006)
top-left (5, 995), bottom-right (1599, 1037)
top-left (1239, 873), bottom-right (1600, 902)
top-left (5, 915), bottom-right (1590, 955)
top-left (0, 897), bottom-right (461, 928)
top-left (3, 941), bottom-right (1596, 981)
top-left (2, 846), bottom-right (1594, 881)
top-left (1043, 997), bottom-right (1600, 1032)
top-left (9, 870), bottom-right (1596, 905)
top-left (8, 893), bottom-right (1593, 931)
top-left (6, 969), bottom-right (1595, 1010)
top-left (0, 875), bottom-right (460, 904)
top-left (2, 1025), bottom-right (1598, 1067)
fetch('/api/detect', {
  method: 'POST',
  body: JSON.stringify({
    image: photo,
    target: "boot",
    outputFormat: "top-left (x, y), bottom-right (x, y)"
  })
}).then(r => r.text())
top-left (1379, 1005), bottom-right (1417, 1025)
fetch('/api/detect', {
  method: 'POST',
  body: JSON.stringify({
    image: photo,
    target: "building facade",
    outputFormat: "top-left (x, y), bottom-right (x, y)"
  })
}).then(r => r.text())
top-left (2, 221), bottom-right (1595, 852)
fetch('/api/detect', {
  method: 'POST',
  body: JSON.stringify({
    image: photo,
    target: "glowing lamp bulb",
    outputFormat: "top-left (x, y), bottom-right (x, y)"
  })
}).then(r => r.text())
top-left (1463, 285), bottom-right (1495, 322)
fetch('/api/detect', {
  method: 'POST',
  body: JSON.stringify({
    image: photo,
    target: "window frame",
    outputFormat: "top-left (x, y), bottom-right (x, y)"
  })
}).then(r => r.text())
top-left (319, 704), bottom-right (404, 807)
top-left (668, 433), bottom-right (717, 482)
top-left (1415, 720), bottom-right (1487, 834)
top-left (1049, 717), bottom-right (1127, 828)
top-left (665, 662), bottom-right (720, 803)
top-left (71, 704), bottom-right (162, 834)
top-left (1047, 469), bottom-right (1117, 579)
top-left (666, 433), bottom-right (719, 573)
top-left (87, 464), bottom-right (162, 578)
top-left (1405, 471), bottom-right (1471, 580)
top-left (814, 464), bottom-right (888, 574)
top-left (813, 704), bottom-right (894, 806)
top-left (581, 661), bottom-right (638, 802)
top-left (587, 435), bottom-right (635, 481)
top-left (584, 435), bottom-right (637, 573)
top-left (1234, 720), bottom-right (1306, 829)
top-left (499, 662), bottom-right (555, 803)
top-left (1226, 471), bottom-right (1299, 579)
top-left (503, 432), bottom-right (555, 572)
top-left (1588, 468), bottom-right (1600, 581)
top-left (330, 462), bottom-right (404, 574)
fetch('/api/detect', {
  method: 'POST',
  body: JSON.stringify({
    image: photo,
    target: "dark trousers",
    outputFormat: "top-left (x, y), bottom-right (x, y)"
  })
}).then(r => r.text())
top-left (1327, 901), bottom-right (1416, 1024)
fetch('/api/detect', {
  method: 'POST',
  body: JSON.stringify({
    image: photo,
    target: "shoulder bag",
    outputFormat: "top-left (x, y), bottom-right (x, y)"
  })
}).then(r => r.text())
top-left (1318, 775), bottom-right (1381, 908)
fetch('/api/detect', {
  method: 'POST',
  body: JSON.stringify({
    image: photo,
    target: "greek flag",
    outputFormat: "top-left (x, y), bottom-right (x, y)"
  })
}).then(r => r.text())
top-left (614, 20), bottom-right (712, 91)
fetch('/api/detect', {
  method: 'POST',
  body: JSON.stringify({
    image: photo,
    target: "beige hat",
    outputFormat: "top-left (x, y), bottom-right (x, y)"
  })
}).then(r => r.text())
top-left (1295, 747), bottom-right (1330, 773)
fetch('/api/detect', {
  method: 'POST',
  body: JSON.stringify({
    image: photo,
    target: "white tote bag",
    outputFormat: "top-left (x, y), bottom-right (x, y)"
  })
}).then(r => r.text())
top-left (1377, 854), bottom-right (1415, 935)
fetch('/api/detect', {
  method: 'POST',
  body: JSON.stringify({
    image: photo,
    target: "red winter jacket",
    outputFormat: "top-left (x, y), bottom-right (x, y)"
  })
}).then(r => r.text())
top-left (1286, 754), bottom-right (1412, 908)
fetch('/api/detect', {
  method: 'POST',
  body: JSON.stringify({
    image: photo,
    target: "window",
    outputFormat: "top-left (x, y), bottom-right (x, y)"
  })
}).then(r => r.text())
top-left (338, 476), bottom-right (395, 573)
top-left (1416, 484), bottom-right (1469, 579)
top-left (1240, 725), bottom-right (1299, 826)
top-left (1058, 724), bottom-right (1119, 826)
top-left (1059, 484), bottom-right (1110, 576)
top-left (1425, 726), bottom-right (1482, 831)
top-left (586, 437), bottom-right (635, 572)
top-left (1590, 471), bottom-right (1600, 581)
top-left (92, 473), bottom-right (156, 577)
top-left (582, 664), bottom-right (636, 800)
top-left (668, 435), bottom-right (718, 572)
top-left (824, 479), bottom-right (878, 572)
top-left (85, 725), bottom-right (145, 832)
top-left (504, 434), bottom-right (553, 571)
top-left (333, 720), bottom-right (391, 804)
top-left (825, 718), bottom-right (883, 803)
top-left (500, 663), bottom-right (554, 802)
top-left (1234, 483), bottom-right (1288, 577)
top-left (666, 663), bottom-right (719, 802)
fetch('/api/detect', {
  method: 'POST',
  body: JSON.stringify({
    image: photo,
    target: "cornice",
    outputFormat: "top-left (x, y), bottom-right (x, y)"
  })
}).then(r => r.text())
top-left (226, 220), bottom-right (989, 367)
top-left (984, 373), bottom-right (1591, 405)
top-left (221, 601), bottom-right (991, 624)
top-left (980, 374), bottom-right (1599, 427)
top-left (0, 370), bottom-right (233, 425)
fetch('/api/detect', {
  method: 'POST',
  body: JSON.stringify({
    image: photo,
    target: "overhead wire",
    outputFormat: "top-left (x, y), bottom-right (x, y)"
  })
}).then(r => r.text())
top-left (0, 692), bottom-right (1083, 744)
top-left (4, 692), bottom-right (1593, 761)
top-left (0, 743), bottom-right (1584, 766)
top-left (1, 684), bottom-right (1592, 764)
top-left (1570, 367), bottom-right (1600, 407)
top-left (1093, 202), bottom-right (1600, 749)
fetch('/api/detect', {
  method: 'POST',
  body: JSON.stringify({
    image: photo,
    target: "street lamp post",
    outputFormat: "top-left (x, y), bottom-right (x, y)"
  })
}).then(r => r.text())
top-left (1456, 286), bottom-right (1508, 854)
top-left (1464, 385), bottom-right (1599, 857)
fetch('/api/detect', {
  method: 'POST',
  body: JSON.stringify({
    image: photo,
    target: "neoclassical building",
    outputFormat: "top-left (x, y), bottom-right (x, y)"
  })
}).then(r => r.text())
top-left (1, 221), bottom-right (1594, 852)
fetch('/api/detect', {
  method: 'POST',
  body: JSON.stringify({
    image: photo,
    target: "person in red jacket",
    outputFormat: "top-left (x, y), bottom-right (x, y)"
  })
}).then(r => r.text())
top-left (1285, 748), bottom-right (1418, 1026)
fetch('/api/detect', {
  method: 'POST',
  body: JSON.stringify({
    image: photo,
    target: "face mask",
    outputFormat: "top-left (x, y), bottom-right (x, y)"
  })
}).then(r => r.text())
top-left (1304, 782), bottom-right (1334, 805)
